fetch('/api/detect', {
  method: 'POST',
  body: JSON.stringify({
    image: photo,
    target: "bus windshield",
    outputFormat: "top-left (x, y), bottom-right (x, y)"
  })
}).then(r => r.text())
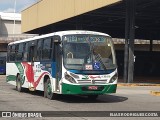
top-left (63, 35), bottom-right (116, 70)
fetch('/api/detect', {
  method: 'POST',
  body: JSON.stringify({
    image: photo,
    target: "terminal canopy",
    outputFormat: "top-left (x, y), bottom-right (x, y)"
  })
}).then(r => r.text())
top-left (22, 0), bottom-right (160, 40)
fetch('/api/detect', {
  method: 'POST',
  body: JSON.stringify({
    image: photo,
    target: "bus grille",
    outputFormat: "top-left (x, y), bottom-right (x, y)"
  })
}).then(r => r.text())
top-left (77, 80), bottom-right (107, 84)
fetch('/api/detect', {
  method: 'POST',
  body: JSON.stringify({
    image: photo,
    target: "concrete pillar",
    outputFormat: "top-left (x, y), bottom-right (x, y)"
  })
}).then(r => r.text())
top-left (124, 0), bottom-right (135, 83)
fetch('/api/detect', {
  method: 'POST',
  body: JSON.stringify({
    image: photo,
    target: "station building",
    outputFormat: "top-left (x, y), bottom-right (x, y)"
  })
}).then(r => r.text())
top-left (0, 12), bottom-right (36, 57)
top-left (20, 0), bottom-right (160, 82)
top-left (0, 12), bottom-right (21, 57)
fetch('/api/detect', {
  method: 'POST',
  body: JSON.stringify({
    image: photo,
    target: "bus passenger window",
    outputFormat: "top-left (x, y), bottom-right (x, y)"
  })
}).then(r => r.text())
top-left (10, 45), bottom-right (15, 61)
top-left (16, 43), bottom-right (23, 61)
top-left (42, 38), bottom-right (52, 60)
top-left (23, 43), bottom-right (29, 61)
top-left (36, 39), bottom-right (43, 61)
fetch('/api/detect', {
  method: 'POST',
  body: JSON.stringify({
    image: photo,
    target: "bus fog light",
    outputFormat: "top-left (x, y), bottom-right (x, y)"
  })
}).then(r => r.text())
top-left (109, 73), bottom-right (118, 83)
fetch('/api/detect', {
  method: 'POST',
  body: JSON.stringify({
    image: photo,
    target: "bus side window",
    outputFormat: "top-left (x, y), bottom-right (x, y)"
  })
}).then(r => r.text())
top-left (15, 44), bottom-right (19, 61)
top-left (23, 42), bottom-right (29, 61)
top-left (36, 39), bottom-right (43, 61)
top-left (28, 41), bottom-right (36, 62)
top-left (42, 38), bottom-right (52, 60)
top-left (17, 43), bottom-right (23, 61)
top-left (7, 46), bottom-right (10, 62)
top-left (10, 45), bottom-right (15, 61)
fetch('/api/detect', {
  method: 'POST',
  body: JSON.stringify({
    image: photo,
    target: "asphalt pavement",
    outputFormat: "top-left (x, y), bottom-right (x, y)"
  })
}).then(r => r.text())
top-left (0, 75), bottom-right (160, 120)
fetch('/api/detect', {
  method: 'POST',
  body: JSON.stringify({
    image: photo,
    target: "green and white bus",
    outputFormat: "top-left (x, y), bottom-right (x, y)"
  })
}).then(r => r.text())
top-left (6, 30), bottom-right (118, 99)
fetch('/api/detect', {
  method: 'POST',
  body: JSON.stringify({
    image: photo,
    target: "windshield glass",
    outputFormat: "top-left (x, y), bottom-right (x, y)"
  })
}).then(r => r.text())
top-left (63, 35), bottom-right (116, 70)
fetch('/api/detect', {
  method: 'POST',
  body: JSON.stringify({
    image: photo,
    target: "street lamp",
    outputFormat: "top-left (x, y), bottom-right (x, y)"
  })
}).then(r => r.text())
top-left (13, 0), bottom-right (16, 35)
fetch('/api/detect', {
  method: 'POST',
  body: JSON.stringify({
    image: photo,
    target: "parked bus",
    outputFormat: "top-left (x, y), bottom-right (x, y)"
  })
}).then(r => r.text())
top-left (6, 30), bottom-right (118, 99)
top-left (0, 57), bottom-right (6, 74)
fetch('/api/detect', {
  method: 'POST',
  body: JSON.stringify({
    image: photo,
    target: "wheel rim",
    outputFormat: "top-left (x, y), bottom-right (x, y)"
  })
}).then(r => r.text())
top-left (47, 83), bottom-right (52, 95)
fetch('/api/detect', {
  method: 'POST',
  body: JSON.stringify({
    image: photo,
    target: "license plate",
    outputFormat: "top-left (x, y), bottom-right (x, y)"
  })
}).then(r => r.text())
top-left (88, 86), bottom-right (98, 90)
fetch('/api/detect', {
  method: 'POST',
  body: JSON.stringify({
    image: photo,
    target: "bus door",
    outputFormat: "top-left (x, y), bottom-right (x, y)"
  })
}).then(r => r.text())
top-left (28, 42), bottom-right (36, 91)
top-left (53, 36), bottom-right (61, 91)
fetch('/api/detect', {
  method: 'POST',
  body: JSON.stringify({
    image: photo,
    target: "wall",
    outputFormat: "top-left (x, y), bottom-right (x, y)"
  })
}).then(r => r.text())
top-left (0, 20), bottom-right (21, 36)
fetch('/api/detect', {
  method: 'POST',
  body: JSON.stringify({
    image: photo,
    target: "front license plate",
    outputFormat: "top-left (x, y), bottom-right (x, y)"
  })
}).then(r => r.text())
top-left (88, 86), bottom-right (98, 90)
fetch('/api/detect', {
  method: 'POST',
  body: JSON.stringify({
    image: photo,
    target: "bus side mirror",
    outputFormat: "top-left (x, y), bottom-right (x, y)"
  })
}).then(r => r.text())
top-left (53, 35), bottom-right (61, 43)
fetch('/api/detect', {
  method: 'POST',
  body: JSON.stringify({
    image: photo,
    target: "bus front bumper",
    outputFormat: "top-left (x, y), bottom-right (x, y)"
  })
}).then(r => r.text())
top-left (62, 83), bottom-right (117, 95)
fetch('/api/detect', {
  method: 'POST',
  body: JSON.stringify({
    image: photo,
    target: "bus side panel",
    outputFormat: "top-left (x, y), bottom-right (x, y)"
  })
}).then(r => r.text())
top-left (33, 62), bottom-right (55, 92)
top-left (6, 61), bottom-right (55, 91)
top-left (6, 62), bottom-right (29, 88)
top-left (6, 63), bottom-right (19, 86)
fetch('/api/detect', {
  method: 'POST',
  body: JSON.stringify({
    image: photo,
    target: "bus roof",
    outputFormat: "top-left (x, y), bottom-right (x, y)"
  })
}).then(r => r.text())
top-left (8, 30), bottom-right (110, 45)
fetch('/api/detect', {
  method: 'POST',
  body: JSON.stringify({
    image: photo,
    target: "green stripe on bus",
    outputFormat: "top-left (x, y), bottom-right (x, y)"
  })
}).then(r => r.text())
top-left (6, 75), bottom-right (16, 82)
top-left (15, 62), bottom-right (24, 76)
top-left (15, 62), bottom-right (25, 85)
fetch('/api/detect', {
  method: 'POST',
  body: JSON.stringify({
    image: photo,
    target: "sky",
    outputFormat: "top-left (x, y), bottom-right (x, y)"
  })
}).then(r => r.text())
top-left (0, 0), bottom-right (39, 13)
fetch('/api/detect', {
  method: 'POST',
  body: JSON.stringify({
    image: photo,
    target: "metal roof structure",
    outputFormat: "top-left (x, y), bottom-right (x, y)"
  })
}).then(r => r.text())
top-left (21, 0), bottom-right (160, 83)
top-left (22, 0), bottom-right (121, 33)
top-left (22, 0), bottom-right (160, 40)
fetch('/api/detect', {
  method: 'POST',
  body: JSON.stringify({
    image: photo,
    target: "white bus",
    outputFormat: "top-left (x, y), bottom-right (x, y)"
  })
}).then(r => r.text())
top-left (6, 30), bottom-right (118, 100)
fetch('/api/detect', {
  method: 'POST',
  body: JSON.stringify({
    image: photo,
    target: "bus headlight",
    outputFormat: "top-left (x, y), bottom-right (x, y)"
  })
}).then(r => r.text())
top-left (109, 73), bottom-right (118, 83)
top-left (65, 73), bottom-right (77, 83)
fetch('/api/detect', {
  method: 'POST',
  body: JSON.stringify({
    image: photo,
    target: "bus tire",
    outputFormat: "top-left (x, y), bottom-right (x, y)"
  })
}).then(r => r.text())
top-left (44, 78), bottom-right (57, 100)
top-left (16, 75), bottom-right (24, 92)
top-left (44, 81), bottom-right (47, 98)
top-left (87, 95), bottom-right (98, 100)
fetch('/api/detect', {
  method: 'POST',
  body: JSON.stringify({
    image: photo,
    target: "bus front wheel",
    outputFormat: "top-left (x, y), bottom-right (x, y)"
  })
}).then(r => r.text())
top-left (44, 78), bottom-right (57, 100)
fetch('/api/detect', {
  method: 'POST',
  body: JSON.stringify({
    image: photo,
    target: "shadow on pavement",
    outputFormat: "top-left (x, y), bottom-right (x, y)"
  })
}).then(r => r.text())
top-left (54, 94), bottom-right (128, 103)
top-left (11, 88), bottom-right (128, 103)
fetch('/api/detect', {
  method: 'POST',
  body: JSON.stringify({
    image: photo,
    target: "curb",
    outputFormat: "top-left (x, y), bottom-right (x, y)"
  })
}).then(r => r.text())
top-left (118, 83), bottom-right (160, 87)
top-left (150, 91), bottom-right (160, 96)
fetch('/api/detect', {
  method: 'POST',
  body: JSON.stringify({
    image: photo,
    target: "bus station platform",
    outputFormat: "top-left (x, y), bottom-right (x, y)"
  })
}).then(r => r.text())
top-left (118, 76), bottom-right (160, 84)
top-left (118, 77), bottom-right (160, 96)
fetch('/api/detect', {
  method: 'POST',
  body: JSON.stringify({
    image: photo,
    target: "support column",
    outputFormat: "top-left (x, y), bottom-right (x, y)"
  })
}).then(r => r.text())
top-left (124, 0), bottom-right (135, 83)
top-left (128, 0), bottom-right (135, 83)
top-left (124, 0), bottom-right (130, 83)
